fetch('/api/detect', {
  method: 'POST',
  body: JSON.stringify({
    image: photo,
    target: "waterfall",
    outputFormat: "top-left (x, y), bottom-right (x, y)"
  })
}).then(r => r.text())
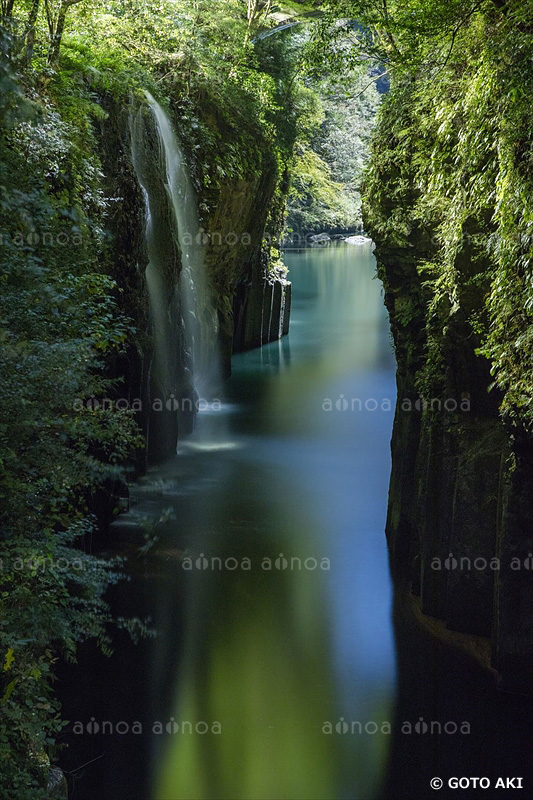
top-left (131, 92), bottom-right (219, 410)
top-left (130, 107), bottom-right (174, 401)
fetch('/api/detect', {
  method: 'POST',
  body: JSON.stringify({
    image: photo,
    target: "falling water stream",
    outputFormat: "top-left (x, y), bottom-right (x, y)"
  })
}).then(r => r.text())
top-left (131, 94), bottom-right (218, 403)
top-left (145, 92), bottom-right (219, 394)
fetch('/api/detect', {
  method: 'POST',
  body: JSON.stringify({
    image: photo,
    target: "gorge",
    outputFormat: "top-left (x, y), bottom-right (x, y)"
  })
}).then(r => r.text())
top-left (0, 1), bottom-right (532, 799)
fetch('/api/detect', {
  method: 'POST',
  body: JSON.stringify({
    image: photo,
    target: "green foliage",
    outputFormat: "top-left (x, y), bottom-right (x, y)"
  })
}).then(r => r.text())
top-left (356, 0), bottom-right (533, 423)
top-left (288, 140), bottom-right (348, 232)
top-left (288, 66), bottom-right (380, 234)
top-left (0, 44), bottom-right (142, 792)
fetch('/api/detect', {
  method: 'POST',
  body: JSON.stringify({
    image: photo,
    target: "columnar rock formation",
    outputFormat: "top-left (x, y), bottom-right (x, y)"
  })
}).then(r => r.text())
top-left (367, 192), bottom-right (532, 696)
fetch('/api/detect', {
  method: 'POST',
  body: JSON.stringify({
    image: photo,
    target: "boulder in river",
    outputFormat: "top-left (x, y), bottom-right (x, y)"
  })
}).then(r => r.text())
top-left (309, 232), bottom-right (331, 244)
top-left (345, 235), bottom-right (373, 245)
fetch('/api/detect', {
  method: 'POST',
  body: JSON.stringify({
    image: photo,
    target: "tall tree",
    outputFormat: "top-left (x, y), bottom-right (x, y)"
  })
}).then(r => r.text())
top-left (21, 0), bottom-right (40, 64)
top-left (44, 0), bottom-right (84, 65)
top-left (0, 0), bottom-right (16, 23)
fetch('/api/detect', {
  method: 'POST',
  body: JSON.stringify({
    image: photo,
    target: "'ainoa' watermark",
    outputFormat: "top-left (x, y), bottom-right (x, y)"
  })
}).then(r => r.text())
top-left (184, 228), bottom-right (252, 247)
top-left (431, 552), bottom-right (533, 571)
top-left (0, 556), bottom-right (83, 573)
top-left (322, 396), bottom-right (471, 412)
top-left (401, 397), bottom-right (471, 412)
top-left (181, 553), bottom-right (331, 571)
top-left (0, 231), bottom-right (83, 247)
top-left (74, 396), bottom-right (222, 413)
top-left (323, 717), bottom-right (470, 735)
top-left (323, 396), bottom-right (392, 412)
top-left (73, 717), bottom-right (221, 735)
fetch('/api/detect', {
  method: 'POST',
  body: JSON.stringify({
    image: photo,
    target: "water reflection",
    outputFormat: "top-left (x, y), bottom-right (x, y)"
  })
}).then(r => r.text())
top-left (153, 242), bottom-right (397, 799)
top-left (56, 242), bottom-right (397, 799)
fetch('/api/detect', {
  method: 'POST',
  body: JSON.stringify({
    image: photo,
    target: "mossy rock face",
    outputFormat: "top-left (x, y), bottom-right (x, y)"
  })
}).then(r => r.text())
top-left (375, 220), bottom-right (533, 691)
top-left (203, 165), bottom-right (281, 361)
top-left (364, 39), bottom-right (533, 693)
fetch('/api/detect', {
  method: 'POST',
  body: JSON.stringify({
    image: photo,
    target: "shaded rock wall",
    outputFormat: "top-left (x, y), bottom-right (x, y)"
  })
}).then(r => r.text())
top-left (202, 168), bottom-right (292, 364)
top-left (362, 20), bottom-right (533, 692)
top-left (232, 269), bottom-right (292, 352)
top-left (371, 237), bottom-right (532, 695)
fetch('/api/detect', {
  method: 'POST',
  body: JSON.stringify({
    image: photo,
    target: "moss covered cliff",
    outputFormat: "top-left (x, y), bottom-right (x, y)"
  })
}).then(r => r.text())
top-left (362, 4), bottom-right (533, 693)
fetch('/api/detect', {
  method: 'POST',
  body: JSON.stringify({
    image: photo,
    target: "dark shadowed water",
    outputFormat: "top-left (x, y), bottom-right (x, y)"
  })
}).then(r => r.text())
top-left (59, 242), bottom-right (398, 799)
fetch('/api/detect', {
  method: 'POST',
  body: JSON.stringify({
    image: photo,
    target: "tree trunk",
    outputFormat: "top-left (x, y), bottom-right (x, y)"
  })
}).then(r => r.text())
top-left (47, 0), bottom-right (83, 67)
top-left (22, 0), bottom-right (40, 65)
top-left (1, 0), bottom-right (16, 22)
top-left (47, 3), bottom-right (67, 65)
top-left (244, 0), bottom-right (271, 44)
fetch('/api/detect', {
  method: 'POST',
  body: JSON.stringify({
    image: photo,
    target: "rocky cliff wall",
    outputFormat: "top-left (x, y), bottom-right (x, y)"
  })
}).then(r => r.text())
top-left (364, 64), bottom-right (532, 694)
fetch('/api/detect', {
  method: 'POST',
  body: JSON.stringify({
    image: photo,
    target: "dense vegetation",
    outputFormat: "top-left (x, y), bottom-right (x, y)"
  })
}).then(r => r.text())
top-left (286, 65), bottom-right (380, 236)
top-left (0, 27), bottom-right (146, 800)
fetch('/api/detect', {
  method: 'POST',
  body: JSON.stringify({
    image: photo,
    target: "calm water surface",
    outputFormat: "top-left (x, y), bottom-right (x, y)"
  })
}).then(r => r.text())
top-left (61, 242), bottom-right (398, 800)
